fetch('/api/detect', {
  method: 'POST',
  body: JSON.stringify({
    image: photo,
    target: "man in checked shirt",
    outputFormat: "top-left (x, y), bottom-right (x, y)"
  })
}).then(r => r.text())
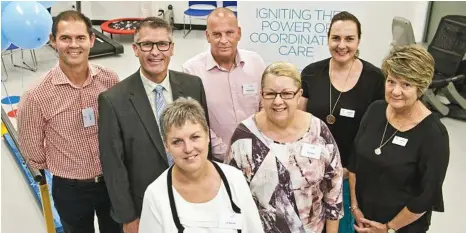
top-left (17, 10), bottom-right (121, 233)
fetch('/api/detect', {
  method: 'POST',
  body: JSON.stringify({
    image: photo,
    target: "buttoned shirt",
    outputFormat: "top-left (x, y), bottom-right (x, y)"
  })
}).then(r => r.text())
top-left (182, 49), bottom-right (266, 160)
top-left (17, 63), bottom-right (119, 179)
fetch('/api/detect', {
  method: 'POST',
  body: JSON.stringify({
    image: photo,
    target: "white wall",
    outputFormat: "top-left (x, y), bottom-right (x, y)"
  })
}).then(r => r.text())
top-left (50, 1), bottom-right (75, 15)
top-left (238, 1), bottom-right (430, 69)
top-left (51, 1), bottom-right (218, 25)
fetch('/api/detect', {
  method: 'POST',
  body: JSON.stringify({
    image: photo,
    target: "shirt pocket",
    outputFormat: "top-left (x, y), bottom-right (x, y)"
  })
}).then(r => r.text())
top-left (240, 93), bottom-right (260, 115)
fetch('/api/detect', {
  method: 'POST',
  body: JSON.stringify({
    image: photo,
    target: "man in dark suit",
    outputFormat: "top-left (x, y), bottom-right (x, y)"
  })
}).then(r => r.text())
top-left (98, 17), bottom-right (209, 233)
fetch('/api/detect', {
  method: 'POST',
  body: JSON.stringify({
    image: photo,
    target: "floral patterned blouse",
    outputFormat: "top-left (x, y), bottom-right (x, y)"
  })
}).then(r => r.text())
top-left (227, 114), bottom-right (344, 233)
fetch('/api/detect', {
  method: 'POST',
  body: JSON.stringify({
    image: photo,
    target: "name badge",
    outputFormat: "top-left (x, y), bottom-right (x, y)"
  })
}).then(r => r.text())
top-left (218, 213), bottom-right (242, 230)
top-left (392, 136), bottom-right (408, 146)
top-left (82, 107), bottom-right (96, 127)
top-left (242, 83), bottom-right (258, 95)
top-left (339, 108), bottom-right (355, 118)
top-left (301, 143), bottom-right (321, 159)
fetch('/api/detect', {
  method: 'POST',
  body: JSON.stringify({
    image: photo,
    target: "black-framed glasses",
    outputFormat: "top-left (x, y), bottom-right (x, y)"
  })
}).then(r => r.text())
top-left (136, 41), bottom-right (172, 52)
top-left (262, 90), bottom-right (300, 100)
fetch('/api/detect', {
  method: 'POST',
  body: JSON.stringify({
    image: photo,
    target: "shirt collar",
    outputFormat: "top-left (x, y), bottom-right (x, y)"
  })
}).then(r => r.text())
top-left (206, 49), bottom-right (245, 71)
top-left (51, 63), bottom-right (99, 86)
top-left (140, 69), bottom-right (171, 95)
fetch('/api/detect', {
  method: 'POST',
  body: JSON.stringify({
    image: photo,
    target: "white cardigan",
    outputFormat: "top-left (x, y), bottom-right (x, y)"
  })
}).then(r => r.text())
top-left (139, 162), bottom-right (264, 233)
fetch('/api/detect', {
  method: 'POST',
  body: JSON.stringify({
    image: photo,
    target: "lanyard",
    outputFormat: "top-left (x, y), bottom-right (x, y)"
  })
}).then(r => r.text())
top-left (167, 162), bottom-right (242, 233)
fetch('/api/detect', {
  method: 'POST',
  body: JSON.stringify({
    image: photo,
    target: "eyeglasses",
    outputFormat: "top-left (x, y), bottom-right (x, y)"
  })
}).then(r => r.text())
top-left (262, 90), bottom-right (300, 100)
top-left (136, 41), bottom-right (172, 52)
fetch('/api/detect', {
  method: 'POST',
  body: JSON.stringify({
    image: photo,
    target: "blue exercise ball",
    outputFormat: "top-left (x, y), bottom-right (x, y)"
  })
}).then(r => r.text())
top-left (38, 1), bottom-right (56, 9)
top-left (1, 31), bottom-right (11, 51)
top-left (1, 1), bottom-right (53, 49)
top-left (1, 1), bottom-right (11, 12)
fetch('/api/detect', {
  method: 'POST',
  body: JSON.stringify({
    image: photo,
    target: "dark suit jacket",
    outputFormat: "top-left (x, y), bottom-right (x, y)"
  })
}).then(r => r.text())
top-left (98, 69), bottom-right (210, 223)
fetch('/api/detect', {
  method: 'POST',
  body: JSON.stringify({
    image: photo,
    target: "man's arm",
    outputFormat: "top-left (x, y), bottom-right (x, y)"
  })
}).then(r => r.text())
top-left (183, 65), bottom-right (229, 161)
top-left (196, 78), bottom-right (228, 162)
top-left (209, 129), bottom-right (228, 161)
top-left (98, 93), bottom-right (137, 224)
top-left (17, 91), bottom-right (47, 169)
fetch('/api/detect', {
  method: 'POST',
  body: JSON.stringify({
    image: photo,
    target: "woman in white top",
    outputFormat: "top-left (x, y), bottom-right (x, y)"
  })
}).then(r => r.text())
top-left (138, 97), bottom-right (264, 233)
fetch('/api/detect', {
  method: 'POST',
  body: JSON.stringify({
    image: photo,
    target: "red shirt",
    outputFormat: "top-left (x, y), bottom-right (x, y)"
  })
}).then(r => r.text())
top-left (17, 63), bottom-right (119, 179)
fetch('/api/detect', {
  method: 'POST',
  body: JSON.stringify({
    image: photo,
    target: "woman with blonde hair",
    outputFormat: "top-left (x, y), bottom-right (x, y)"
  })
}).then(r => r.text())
top-left (348, 45), bottom-right (449, 233)
top-left (227, 61), bottom-right (344, 233)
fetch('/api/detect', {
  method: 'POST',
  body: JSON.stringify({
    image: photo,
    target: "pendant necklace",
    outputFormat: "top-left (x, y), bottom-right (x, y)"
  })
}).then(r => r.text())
top-left (375, 109), bottom-right (411, 155)
top-left (327, 58), bottom-right (355, 125)
top-left (374, 120), bottom-right (399, 155)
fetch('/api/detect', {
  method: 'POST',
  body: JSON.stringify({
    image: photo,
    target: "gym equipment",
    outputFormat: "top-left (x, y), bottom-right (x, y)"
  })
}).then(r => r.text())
top-left (391, 17), bottom-right (416, 46)
top-left (391, 16), bottom-right (466, 120)
top-left (424, 15), bottom-right (466, 118)
top-left (89, 28), bottom-right (124, 58)
top-left (75, 1), bottom-right (124, 58)
top-left (100, 18), bottom-right (143, 39)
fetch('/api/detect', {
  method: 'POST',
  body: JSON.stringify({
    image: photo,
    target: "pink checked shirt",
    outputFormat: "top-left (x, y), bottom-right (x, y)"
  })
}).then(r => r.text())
top-left (182, 49), bottom-right (266, 161)
top-left (17, 63), bottom-right (119, 180)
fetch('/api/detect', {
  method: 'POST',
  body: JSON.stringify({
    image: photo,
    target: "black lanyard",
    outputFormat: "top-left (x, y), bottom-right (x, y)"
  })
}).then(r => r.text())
top-left (167, 162), bottom-right (242, 233)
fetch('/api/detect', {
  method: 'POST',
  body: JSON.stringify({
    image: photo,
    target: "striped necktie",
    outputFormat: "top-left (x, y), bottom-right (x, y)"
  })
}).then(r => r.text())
top-left (154, 85), bottom-right (174, 166)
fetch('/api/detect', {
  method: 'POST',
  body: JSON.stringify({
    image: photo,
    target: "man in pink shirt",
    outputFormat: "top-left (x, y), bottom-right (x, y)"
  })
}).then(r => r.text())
top-left (182, 8), bottom-right (266, 161)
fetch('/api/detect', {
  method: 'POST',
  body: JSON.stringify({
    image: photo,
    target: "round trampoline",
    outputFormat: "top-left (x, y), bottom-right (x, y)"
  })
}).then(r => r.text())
top-left (100, 18), bottom-right (144, 38)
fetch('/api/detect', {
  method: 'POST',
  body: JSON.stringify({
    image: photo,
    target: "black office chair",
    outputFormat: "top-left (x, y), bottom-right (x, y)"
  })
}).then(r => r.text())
top-left (423, 15), bottom-right (466, 116)
top-left (458, 60), bottom-right (466, 98)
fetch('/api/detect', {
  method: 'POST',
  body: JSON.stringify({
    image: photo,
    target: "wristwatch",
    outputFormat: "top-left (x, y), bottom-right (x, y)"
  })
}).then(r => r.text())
top-left (386, 223), bottom-right (397, 233)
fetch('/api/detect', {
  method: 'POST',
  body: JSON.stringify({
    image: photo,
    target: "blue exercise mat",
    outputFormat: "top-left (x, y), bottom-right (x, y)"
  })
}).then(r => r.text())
top-left (3, 133), bottom-right (64, 233)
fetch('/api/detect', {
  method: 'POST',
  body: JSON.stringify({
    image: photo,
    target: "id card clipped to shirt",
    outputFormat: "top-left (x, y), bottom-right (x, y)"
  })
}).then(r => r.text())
top-left (301, 143), bottom-right (322, 160)
top-left (242, 83), bottom-right (258, 95)
top-left (339, 108), bottom-right (356, 118)
top-left (218, 213), bottom-right (243, 230)
top-left (82, 107), bottom-right (96, 127)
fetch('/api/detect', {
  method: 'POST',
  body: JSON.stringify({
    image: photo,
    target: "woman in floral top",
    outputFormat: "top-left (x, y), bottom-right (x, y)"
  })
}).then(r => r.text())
top-left (226, 62), bottom-right (344, 233)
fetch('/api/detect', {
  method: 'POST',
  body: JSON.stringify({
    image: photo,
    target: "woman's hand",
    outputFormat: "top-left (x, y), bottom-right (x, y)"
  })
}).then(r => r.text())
top-left (351, 207), bottom-right (366, 228)
top-left (354, 218), bottom-right (388, 233)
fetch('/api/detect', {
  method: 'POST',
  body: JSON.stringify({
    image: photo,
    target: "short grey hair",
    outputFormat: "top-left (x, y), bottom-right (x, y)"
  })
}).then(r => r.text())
top-left (160, 97), bottom-right (209, 141)
top-left (134, 17), bottom-right (173, 43)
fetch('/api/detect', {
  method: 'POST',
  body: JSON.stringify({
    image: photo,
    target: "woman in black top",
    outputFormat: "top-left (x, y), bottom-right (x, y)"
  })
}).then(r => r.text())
top-left (348, 45), bottom-right (449, 233)
top-left (299, 11), bottom-right (385, 233)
